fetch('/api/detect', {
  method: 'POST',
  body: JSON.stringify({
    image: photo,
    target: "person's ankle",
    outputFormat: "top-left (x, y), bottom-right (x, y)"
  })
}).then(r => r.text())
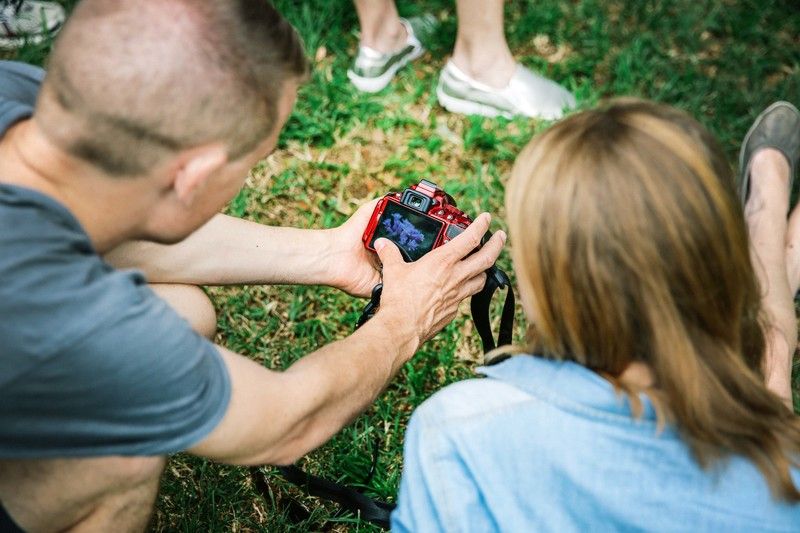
top-left (751, 148), bottom-right (791, 186)
top-left (451, 45), bottom-right (516, 89)
top-left (746, 148), bottom-right (791, 211)
top-left (360, 17), bottom-right (408, 53)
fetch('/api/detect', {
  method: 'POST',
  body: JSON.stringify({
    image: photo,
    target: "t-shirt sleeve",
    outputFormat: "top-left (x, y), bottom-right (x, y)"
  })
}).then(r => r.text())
top-left (41, 294), bottom-right (229, 457)
top-left (0, 219), bottom-right (231, 457)
top-left (0, 60), bottom-right (44, 130)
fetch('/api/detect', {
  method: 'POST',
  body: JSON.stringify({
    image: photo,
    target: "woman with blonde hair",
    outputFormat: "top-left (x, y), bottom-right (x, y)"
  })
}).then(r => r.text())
top-left (392, 100), bottom-right (800, 531)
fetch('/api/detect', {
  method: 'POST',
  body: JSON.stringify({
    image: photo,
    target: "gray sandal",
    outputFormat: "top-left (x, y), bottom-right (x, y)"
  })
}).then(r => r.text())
top-left (737, 101), bottom-right (800, 208)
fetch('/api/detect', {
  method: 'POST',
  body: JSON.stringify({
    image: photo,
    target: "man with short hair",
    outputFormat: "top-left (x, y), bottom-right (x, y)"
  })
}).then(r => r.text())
top-left (0, 1), bottom-right (505, 530)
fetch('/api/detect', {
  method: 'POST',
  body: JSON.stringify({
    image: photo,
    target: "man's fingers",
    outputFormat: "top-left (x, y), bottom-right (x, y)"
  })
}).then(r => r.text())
top-left (457, 230), bottom-right (506, 278)
top-left (440, 213), bottom-right (492, 262)
top-left (457, 272), bottom-right (489, 300)
top-left (353, 198), bottom-right (380, 220)
top-left (374, 238), bottom-right (404, 269)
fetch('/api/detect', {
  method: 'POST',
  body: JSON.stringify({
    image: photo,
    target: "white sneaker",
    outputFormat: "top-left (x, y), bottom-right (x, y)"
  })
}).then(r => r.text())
top-left (0, 0), bottom-right (65, 49)
top-left (347, 16), bottom-right (430, 93)
top-left (437, 60), bottom-right (576, 119)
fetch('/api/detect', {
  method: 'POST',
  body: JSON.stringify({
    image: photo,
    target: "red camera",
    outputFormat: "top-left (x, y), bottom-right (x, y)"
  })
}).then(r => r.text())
top-left (362, 180), bottom-right (473, 261)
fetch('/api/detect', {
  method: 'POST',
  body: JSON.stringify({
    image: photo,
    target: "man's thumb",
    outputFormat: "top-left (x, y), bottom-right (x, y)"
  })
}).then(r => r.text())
top-left (374, 238), bottom-right (403, 266)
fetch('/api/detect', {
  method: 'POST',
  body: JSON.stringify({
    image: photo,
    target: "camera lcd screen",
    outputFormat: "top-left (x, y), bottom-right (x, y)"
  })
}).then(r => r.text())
top-left (370, 201), bottom-right (444, 261)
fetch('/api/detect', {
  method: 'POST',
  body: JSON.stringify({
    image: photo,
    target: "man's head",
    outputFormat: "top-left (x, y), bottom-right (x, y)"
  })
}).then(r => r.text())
top-left (33, 0), bottom-right (308, 241)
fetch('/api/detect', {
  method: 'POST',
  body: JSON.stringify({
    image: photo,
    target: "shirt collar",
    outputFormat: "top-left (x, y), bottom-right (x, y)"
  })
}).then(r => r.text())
top-left (478, 355), bottom-right (659, 422)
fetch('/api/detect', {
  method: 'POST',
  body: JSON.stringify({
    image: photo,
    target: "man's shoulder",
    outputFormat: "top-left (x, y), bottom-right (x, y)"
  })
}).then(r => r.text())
top-left (0, 60), bottom-right (44, 134)
top-left (0, 185), bottom-right (149, 368)
top-left (0, 184), bottom-right (140, 295)
top-left (0, 184), bottom-right (232, 458)
top-left (0, 184), bottom-right (94, 259)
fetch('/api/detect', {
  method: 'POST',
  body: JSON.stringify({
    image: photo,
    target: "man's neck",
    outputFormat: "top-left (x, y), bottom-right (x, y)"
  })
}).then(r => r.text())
top-left (0, 119), bottom-right (153, 253)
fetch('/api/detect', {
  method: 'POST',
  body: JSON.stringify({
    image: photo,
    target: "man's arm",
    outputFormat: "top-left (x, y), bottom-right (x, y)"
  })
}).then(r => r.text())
top-left (194, 314), bottom-right (413, 465)
top-left (189, 214), bottom-right (506, 465)
top-left (106, 201), bottom-right (381, 297)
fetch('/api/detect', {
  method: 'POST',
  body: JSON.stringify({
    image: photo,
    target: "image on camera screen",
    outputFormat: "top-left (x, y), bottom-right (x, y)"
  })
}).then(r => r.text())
top-left (370, 201), bottom-right (444, 261)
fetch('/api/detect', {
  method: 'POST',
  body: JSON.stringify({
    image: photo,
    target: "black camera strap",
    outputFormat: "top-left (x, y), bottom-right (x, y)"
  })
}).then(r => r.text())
top-left (259, 264), bottom-right (514, 529)
top-left (470, 265), bottom-right (515, 352)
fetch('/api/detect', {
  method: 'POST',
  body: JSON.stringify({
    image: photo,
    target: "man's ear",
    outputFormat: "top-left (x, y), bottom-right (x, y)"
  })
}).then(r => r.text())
top-left (171, 143), bottom-right (228, 205)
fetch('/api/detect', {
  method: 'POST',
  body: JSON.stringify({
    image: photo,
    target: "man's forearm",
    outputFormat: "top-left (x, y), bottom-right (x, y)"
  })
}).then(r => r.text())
top-left (106, 214), bottom-right (337, 286)
top-left (189, 212), bottom-right (504, 465)
top-left (190, 311), bottom-right (419, 466)
top-left (269, 311), bottom-right (420, 463)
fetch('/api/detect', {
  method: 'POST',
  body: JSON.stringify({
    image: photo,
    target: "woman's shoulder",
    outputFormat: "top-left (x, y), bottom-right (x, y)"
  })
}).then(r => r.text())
top-left (411, 356), bottom-right (571, 430)
top-left (416, 372), bottom-right (533, 422)
top-left (413, 355), bottom-right (661, 435)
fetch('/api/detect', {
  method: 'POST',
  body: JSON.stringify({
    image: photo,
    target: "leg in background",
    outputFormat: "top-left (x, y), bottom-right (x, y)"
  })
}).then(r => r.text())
top-left (352, 0), bottom-right (407, 53)
top-left (151, 283), bottom-right (217, 340)
top-left (348, 0), bottom-right (424, 93)
top-left (451, 0), bottom-right (516, 89)
top-left (437, 0), bottom-right (575, 119)
top-left (785, 203), bottom-right (800, 297)
top-left (0, 456), bottom-right (166, 532)
top-left (745, 148), bottom-right (796, 405)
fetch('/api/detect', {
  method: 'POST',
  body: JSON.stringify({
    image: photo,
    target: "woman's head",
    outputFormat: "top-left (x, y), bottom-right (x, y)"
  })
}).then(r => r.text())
top-left (507, 98), bottom-right (761, 373)
top-left (506, 98), bottom-right (799, 500)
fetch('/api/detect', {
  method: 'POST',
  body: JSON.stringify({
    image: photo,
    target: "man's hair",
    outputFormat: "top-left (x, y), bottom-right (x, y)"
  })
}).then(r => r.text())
top-left (35, 0), bottom-right (308, 176)
top-left (506, 98), bottom-right (800, 501)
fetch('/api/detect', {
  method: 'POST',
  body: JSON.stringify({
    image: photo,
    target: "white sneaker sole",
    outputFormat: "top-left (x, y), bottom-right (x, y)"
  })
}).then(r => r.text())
top-left (347, 44), bottom-right (424, 93)
top-left (0, 31), bottom-right (50, 49)
top-left (436, 84), bottom-right (514, 119)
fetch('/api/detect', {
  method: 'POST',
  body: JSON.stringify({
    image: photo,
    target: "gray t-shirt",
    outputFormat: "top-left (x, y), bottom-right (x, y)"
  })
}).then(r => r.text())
top-left (0, 61), bottom-right (231, 458)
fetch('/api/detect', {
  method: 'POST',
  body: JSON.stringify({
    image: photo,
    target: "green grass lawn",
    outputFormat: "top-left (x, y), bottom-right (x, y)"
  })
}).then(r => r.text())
top-left (7, 0), bottom-right (800, 531)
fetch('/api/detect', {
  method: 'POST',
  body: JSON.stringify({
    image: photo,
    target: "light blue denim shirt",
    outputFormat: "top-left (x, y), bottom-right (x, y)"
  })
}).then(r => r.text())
top-left (392, 356), bottom-right (800, 532)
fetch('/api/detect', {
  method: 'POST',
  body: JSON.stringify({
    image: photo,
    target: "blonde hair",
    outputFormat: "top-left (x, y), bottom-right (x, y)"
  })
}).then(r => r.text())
top-left (506, 98), bottom-right (800, 501)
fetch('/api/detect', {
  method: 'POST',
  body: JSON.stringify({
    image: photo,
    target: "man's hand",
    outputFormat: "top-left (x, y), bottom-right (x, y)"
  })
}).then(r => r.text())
top-left (324, 199), bottom-right (382, 297)
top-left (190, 214), bottom-right (505, 467)
top-left (374, 213), bottom-right (506, 346)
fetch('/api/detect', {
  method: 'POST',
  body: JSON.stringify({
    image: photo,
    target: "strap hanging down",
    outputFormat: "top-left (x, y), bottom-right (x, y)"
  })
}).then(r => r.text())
top-left (275, 464), bottom-right (395, 529)
top-left (268, 263), bottom-right (514, 529)
top-left (470, 265), bottom-right (515, 352)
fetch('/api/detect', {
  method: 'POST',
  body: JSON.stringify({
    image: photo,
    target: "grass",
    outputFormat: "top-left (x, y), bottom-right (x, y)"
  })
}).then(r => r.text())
top-left (6, 0), bottom-right (800, 531)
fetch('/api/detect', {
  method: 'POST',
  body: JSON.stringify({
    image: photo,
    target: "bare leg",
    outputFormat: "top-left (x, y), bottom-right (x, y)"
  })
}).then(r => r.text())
top-left (0, 456), bottom-right (165, 532)
top-left (352, 0), bottom-right (407, 53)
top-left (151, 283), bottom-right (217, 340)
top-left (785, 205), bottom-right (800, 295)
top-left (745, 148), bottom-right (795, 405)
top-left (451, 0), bottom-right (516, 88)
